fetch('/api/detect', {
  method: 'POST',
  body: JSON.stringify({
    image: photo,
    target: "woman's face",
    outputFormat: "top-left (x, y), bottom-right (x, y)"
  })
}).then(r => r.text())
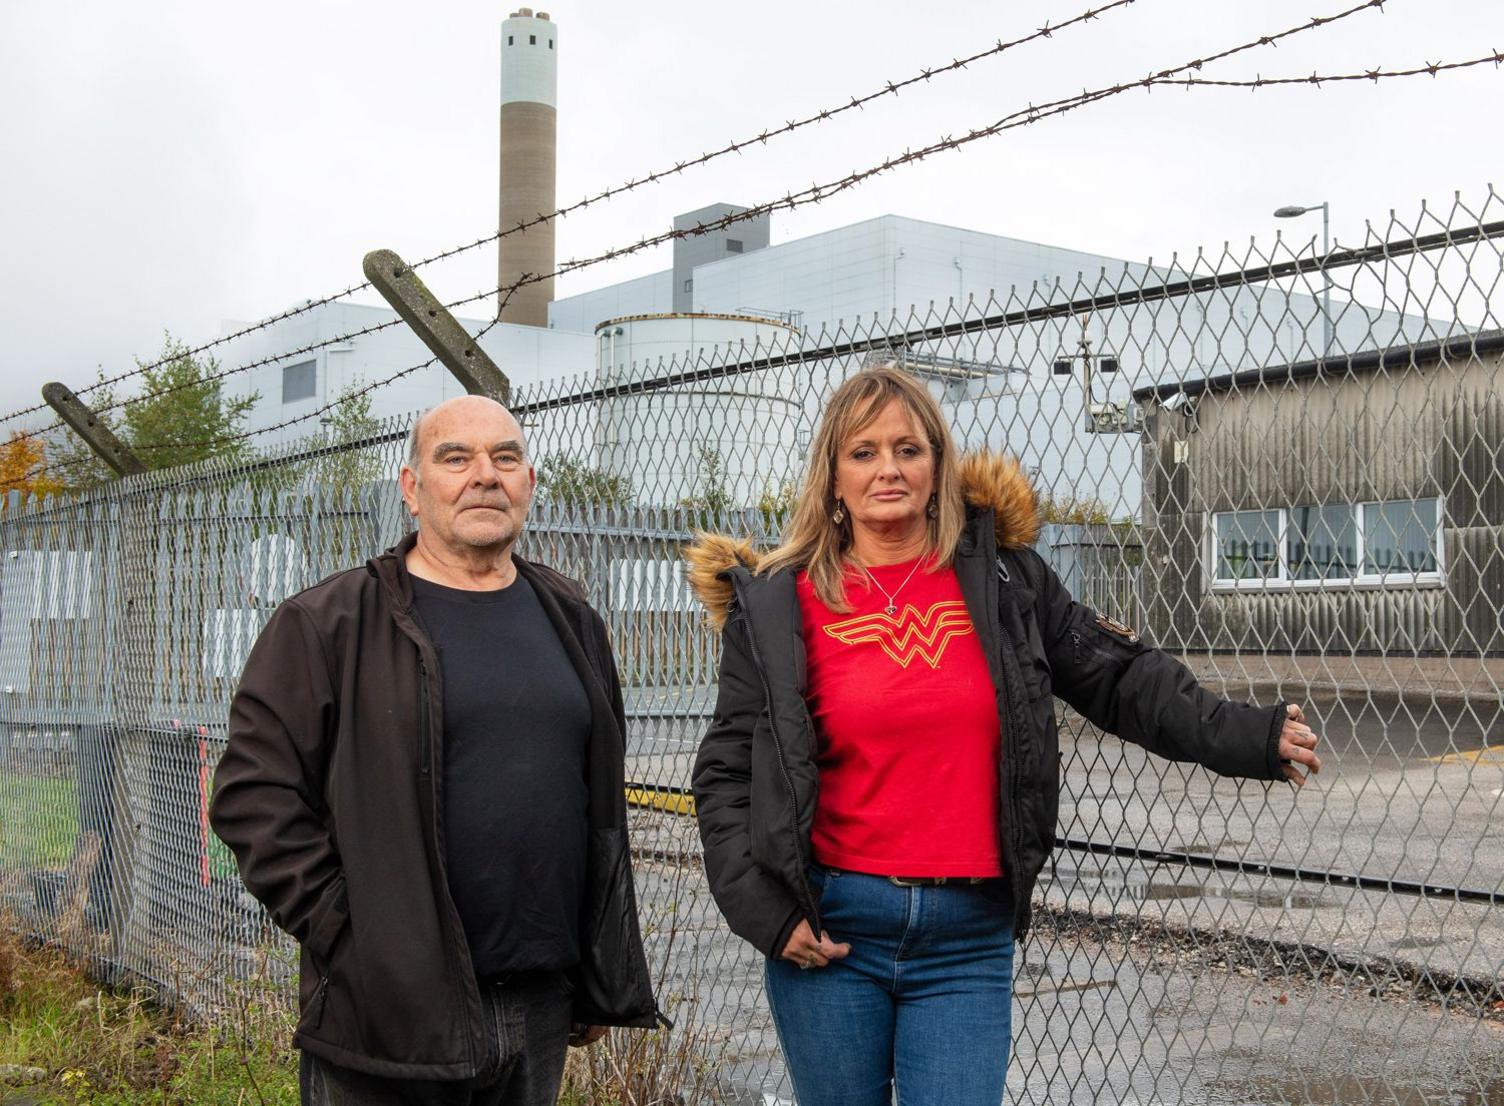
top-left (831, 398), bottom-right (936, 540)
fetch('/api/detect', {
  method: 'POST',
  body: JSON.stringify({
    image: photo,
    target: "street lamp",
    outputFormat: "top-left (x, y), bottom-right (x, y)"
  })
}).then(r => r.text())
top-left (1273, 201), bottom-right (1331, 355)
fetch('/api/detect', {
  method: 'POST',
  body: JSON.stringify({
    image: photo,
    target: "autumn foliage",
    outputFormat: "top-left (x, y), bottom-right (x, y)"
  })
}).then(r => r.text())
top-left (0, 431), bottom-right (62, 501)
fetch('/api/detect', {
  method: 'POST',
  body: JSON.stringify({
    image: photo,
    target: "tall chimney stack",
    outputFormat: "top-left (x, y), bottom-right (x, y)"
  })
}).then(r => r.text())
top-left (498, 8), bottom-right (557, 326)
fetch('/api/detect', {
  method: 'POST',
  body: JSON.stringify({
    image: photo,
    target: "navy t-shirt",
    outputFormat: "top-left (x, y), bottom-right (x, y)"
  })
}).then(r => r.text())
top-left (410, 572), bottom-right (592, 978)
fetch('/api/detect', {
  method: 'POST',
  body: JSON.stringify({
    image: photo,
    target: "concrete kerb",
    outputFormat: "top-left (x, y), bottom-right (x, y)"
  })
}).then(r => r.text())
top-left (1174, 653), bottom-right (1504, 709)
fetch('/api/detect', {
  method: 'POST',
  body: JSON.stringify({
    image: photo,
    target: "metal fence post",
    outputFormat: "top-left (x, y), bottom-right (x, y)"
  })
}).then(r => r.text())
top-left (363, 249), bottom-right (512, 403)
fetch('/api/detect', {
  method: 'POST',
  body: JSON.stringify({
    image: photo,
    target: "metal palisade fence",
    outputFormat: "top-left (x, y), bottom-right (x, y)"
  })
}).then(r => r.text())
top-left (2, 189), bottom-right (1503, 1104)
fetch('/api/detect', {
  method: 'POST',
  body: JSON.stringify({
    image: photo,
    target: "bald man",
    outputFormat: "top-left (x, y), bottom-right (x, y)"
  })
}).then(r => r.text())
top-left (211, 397), bottom-right (660, 1105)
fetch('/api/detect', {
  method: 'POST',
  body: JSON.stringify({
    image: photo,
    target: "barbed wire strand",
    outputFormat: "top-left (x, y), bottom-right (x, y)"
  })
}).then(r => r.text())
top-left (90, 55), bottom-right (1502, 466)
top-left (0, 0), bottom-right (1144, 432)
top-left (27, 9), bottom-right (1441, 476)
top-left (13, 0), bottom-right (1396, 464)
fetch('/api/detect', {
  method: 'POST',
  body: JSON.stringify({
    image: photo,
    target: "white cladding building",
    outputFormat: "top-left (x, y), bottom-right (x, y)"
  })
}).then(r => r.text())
top-left (224, 208), bottom-right (1431, 516)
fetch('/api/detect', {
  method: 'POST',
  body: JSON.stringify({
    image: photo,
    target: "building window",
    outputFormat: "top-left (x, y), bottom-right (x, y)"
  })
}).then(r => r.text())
top-left (507, 35), bottom-right (513, 44)
top-left (726, 238), bottom-right (743, 253)
top-left (529, 34), bottom-right (536, 44)
top-left (1213, 510), bottom-right (1281, 585)
top-left (1362, 499), bottom-right (1441, 577)
top-left (1288, 503), bottom-right (1356, 581)
top-left (1211, 498), bottom-right (1442, 589)
top-left (683, 279), bottom-right (693, 293)
top-left (548, 38), bottom-right (554, 48)
top-left (282, 360), bottom-right (316, 404)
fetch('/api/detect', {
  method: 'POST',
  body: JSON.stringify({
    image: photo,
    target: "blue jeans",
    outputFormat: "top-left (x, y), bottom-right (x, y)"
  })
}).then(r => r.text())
top-left (765, 865), bottom-right (1016, 1106)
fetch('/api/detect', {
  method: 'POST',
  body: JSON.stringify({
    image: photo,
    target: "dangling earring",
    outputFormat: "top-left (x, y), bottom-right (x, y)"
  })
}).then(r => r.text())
top-left (926, 495), bottom-right (938, 519)
top-left (832, 501), bottom-right (846, 525)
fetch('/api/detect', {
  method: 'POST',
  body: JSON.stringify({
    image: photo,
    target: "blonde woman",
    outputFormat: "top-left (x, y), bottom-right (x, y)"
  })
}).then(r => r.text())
top-left (684, 366), bottom-right (1320, 1106)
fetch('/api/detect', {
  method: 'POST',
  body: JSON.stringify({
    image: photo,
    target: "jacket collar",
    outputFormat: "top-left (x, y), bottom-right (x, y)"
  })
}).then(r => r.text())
top-left (368, 530), bottom-right (584, 616)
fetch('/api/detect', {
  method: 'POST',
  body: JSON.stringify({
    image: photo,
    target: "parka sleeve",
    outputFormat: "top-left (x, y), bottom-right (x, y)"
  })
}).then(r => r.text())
top-left (1019, 549), bottom-right (1286, 781)
top-left (691, 613), bottom-right (805, 959)
top-left (208, 599), bottom-right (350, 961)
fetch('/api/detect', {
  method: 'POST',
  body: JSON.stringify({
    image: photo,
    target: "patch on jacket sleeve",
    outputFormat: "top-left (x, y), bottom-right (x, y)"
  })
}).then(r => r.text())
top-left (1095, 613), bottom-right (1140, 644)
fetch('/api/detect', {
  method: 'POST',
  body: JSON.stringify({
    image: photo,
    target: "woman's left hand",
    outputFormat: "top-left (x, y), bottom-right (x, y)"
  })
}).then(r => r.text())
top-left (1278, 703), bottom-right (1323, 788)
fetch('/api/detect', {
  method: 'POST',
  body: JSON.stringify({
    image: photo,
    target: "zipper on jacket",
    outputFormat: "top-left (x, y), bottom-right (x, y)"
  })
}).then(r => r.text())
top-left (311, 975), bottom-right (330, 1029)
top-left (393, 612), bottom-right (477, 1072)
top-left (991, 559), bottom-right (1028, 930)
top-left (734, 592), bottom-right (822, 937)
top-left (1070, 631), bottom-right (1084, 666)
top-left (418, 660), bottom-right (432, 778)
top-left (995, 554), bottom-right (1011, 584)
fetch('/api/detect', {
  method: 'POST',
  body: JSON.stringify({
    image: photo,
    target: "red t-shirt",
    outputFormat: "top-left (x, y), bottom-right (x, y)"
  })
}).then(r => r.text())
top-left (797, 557), bottom-right (1003, 877)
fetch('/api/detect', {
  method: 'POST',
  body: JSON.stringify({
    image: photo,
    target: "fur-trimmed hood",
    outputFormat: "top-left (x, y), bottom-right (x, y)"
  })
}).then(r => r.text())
top-left (682, 451), bottom-right (1040, 628)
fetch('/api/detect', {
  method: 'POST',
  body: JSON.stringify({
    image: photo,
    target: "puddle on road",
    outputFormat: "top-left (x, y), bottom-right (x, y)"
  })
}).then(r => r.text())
top-left (1140, 881), bottom-right (1335, 909)
top-left (1212, 1072), bottom-right (1504, 1104)
top-left (1047, 865), bottom-right (1338, 910)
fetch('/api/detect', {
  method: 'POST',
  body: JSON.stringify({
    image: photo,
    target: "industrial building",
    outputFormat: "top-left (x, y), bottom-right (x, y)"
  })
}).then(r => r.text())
top-left (221, 8), bottom-right (1440, 518)
top-left (1132, 330), bottom-right (1504, 657)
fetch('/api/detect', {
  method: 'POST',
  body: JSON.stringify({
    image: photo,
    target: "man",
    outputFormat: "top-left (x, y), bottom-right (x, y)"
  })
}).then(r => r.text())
top-left (210, 395), bottom-right (659, 1105)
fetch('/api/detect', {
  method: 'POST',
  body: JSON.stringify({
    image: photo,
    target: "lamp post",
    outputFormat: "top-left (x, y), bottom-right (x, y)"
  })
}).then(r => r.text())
top-left (1274, 201), bottom-right (1331, 355)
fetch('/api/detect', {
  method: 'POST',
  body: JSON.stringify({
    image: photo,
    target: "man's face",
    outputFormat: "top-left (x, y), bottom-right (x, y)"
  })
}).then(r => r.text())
top-left (399, 398), bottom-right (536, 554)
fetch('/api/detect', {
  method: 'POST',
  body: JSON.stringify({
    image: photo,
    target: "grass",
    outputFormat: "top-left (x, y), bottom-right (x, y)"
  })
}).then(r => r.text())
top-left (0, 927), bottom-right (299, 1104)
top-left (0, 776), bottom-right (77, 871)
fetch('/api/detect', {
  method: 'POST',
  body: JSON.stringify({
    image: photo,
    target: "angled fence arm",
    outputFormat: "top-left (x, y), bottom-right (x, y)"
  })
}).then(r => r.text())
top-left (41, 382), bottom-right (146, 477)
top-left (362, 250), bottom-right (511, 404)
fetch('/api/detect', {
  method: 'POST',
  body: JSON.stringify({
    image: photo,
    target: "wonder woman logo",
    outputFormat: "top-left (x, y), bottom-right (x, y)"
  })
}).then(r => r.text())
top-left (823, 601), bottom-right (975, 669)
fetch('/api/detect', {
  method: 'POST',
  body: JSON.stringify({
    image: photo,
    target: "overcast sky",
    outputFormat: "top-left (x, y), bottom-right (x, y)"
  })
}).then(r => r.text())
top-left (2, 0), bottom-right (1500, 429)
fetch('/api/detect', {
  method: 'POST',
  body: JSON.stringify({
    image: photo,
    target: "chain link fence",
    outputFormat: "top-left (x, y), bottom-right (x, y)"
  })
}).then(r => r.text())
top-left (3, 189), bottom-right (1502, 1103)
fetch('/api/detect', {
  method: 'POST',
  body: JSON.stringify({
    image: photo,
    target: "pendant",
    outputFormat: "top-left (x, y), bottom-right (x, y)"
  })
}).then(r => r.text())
top-left (884, 603), bottom-right (897, 616)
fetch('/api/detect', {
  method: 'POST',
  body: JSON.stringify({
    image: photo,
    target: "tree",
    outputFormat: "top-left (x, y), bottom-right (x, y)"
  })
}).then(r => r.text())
top-left (756, 479), bottom-right (798, 531)
top-left (680, 445), bottom-right (734, 524)
top-left (308, 380), bottom-right (383, 496)
top-left (0, 431), bottom-right (62, 502)
top-left (536, 453), bottom-right (635, 509)
top-left (1039, 491), bottom-right (1114, 526)
top-left (54, 335), bottom-right (259, 487)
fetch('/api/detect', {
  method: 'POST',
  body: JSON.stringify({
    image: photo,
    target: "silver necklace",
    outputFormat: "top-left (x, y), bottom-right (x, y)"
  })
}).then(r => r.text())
top-left (858, 557), bottom-right (925, 616)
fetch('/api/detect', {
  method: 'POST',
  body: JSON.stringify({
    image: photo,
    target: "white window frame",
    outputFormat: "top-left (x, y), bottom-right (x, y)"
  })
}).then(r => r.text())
top-left (1209, 508), bottom-right (1287, 590)
top-left (1285, 502), bottom-right (1359, 588)
top-left (1354, 498), bottom-right (1444, 586)
top-left (1208, 497), bottom-right (1444, 592)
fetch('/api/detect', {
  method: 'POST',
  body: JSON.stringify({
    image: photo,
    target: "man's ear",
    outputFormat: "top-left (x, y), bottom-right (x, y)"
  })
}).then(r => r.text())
top-left (399, 465), bottom-right (420, 517)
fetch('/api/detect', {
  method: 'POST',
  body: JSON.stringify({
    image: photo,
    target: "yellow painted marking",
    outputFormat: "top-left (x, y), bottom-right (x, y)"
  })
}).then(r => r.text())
top-left (625, 785), bottom-right (697, 817)
top-left (1429, 745), bottom-right (1504, 765)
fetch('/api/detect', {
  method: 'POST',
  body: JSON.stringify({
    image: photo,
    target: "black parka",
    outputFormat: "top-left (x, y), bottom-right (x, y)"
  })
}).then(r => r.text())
top-left (209, 534), bottom-right (659, 1081)
top-left (685, 454), bottom-right (1288, 958)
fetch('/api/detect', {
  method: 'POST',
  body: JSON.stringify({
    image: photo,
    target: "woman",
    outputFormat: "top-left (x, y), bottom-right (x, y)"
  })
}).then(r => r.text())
top-left (684, 366), bottom-right (1321, 1106)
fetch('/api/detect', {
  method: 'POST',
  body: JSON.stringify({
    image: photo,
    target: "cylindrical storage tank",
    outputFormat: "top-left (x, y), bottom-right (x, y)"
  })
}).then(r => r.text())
top-left (499, 9), bottom-right (558, 326)
top-left (592, 313), bottom-right (804, 508)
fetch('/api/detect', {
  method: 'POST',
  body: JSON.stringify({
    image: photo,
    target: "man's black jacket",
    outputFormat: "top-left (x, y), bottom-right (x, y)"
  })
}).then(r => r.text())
top-left (684, 453), bottom-right (1288, 958)
top-left (209, 533), bottom-right (658, 1080)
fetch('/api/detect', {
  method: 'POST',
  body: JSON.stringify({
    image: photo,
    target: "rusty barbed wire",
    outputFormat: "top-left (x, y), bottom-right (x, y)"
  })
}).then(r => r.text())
top-left (28, 6), bottom-right (1482, 473)
top-left (0, 0), bottom-right (1143, 434)
top-left (3, 0), bottom-right (1389, 452)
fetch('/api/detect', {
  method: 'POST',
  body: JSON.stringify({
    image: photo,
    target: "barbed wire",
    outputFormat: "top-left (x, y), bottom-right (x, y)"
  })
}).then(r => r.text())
top-left (48, 293), bottom-right (520, 474)
top-left (107, 52), bottom-right (1503, 467)
top-left (0, 0), bottom-right (1144, 434)
top-left (24, 4), bottom-right (1481, 474)
top-left (51, 0), bottom-right (1390, 445)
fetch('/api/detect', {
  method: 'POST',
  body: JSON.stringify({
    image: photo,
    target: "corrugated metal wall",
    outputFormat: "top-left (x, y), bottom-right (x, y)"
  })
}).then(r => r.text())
top-left (1142, 348), bottom-right (1504, 654)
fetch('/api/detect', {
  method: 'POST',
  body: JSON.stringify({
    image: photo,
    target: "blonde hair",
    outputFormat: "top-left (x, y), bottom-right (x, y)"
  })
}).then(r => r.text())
top-left (759, 365), bottom-right (966, 610)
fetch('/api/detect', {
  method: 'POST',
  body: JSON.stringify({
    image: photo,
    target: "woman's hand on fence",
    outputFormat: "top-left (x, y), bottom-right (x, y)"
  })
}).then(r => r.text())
top-left (780, 919), bottom-right (851, 970)
top-left (1278, 703), bottom-right (1322, 788)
